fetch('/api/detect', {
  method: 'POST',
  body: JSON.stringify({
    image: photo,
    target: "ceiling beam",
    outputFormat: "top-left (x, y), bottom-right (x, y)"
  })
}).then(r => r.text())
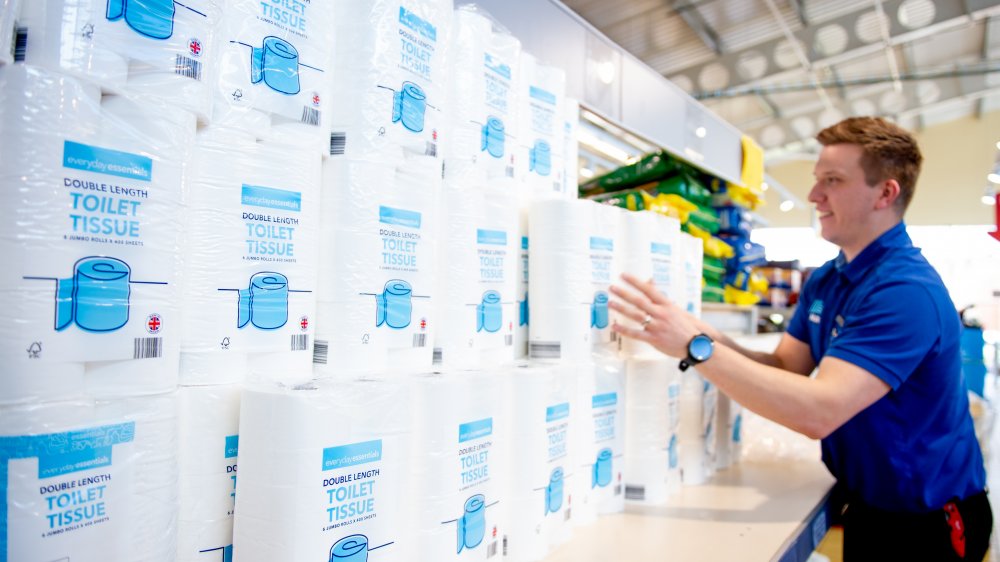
top-left (671, 0), bottom-right (723, 54)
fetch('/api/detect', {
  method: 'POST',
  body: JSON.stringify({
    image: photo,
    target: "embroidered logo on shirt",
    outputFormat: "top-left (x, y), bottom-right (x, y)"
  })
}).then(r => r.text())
top-left (808, 300), bottom-right (824, 324)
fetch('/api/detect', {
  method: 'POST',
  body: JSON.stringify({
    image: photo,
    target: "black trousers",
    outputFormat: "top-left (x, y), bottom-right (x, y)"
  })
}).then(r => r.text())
top-left (843, 490), bottom-right (993, 561)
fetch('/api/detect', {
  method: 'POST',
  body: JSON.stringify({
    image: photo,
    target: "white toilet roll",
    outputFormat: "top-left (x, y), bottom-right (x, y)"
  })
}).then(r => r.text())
top-left (679, 370), bottom-right (716, 486)
top-left (214, 0), bottom-right (333, 137)
top-left (181, 127), bottom-right (320, 383)
top-left (315, 158), bottom-right (439, 377)
top-left (681, 232), bottom-right (704, 318)
top-left (516, 53), bottom-right (566, 201)
top-left (0, 357), bottom-right (85, 405)
top-left (407, 372), bottom-right (505, 562)
top-left (178, 384), bottom-right (242, 562)
top-left (98, 0), bottom-right (221, 121)
top-left (624, 357), bottom-right (677, 505)
top-left (586, 355), bottom-right (626, 516)
top-left (589, 203), bottom-right (623, 350)
top-left (527, 199), bottom-right (595, 360)
top-left (16, 0), bottom-right (129, 89)
top-left (233, 379), bottom-right (411, 562)
top-left (618, 211), bottom-right (680, 358)
top-left (0, 393), bottom-right (178, 562)
top-left (328, 0), bottom-right (453, 160)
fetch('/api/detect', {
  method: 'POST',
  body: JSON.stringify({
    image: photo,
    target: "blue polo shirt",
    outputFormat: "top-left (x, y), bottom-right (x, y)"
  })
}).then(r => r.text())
top-left (787, 222), bottom-right (985, 513)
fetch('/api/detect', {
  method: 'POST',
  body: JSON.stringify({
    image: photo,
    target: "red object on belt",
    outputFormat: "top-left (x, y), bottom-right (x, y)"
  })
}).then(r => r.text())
top-left (943, 500), bottom-right (966, 558)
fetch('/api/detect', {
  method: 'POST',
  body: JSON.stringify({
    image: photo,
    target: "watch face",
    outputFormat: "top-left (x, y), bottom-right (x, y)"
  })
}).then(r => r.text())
top-left (689, 334), bottom-right (714, 362)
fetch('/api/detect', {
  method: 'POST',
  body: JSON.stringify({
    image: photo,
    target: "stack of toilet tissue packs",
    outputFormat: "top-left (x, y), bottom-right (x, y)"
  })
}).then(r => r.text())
top-left (407, 372), bottom-right (506, 561)
top-left (214, 0), bottom-right (332, 149)
top-left (0, 393), bottom-right (178, 562)
top-left (315, 157), bottom-right (440, 377)
top-left (503, 362), bottom-right (576, 561)
top-left (623, 357), bottom-right (678, 505)
top-left (517, 53), bottom-right (566, 201)
top-left (0, 65), bottom-right (190, 400)
top-left (233, 379), bottom-right (411, 561)
top-left (181, 125), bottom-right (320, 385)
top-left (329, 0), bottom-right (453, 160)
top-left (572, 355), bottom-right (626, 521)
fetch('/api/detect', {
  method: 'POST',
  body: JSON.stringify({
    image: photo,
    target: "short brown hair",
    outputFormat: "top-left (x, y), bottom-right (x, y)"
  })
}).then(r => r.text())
top-left (816, 116), bottom-right (923, 213)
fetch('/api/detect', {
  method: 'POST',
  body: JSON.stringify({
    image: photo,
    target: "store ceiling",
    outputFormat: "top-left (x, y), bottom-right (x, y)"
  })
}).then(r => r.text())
top-left (562, 0), bottom-right (1000, 161)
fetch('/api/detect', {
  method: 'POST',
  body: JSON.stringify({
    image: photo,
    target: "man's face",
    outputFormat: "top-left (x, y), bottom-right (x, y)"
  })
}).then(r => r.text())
top-left (809, 143), bottom-right (883, 252)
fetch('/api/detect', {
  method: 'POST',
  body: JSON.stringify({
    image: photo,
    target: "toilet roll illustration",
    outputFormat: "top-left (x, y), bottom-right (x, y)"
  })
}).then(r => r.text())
top-left (668, 434), bottom-right (678, 469)
top-left (375, 280), bottom-right (412, 329)
top-left (591, 291), bottom-right (609, 329)
top-left (480, 116), bottom-right (505, 159)
top-left (237, 272), bottom-right (289, 330)
top-left (54, 257), bottom-right (132, 332)
top-left (545, 467), bottom-right (564, 514)
top-left (476, 290), bottom-right (502, 333)
top-left (519, 292), bottom-right (529, 326)
top-left (529, 140), bottom-right (551, 176)
top-left (330, 534), bottom-right (368, 562)
top-left (391, 82), bottom-right (427, 132)
top-left (250, 36), bottom-right (302, 95)
top-left (593, 448), bottom-right (612, 488)
top-left (106, 0), bottom-right (176, 40)
top-left (199, 545), bottom-right (234, 562)
top-left (457, 494), bottom-right (486, 553)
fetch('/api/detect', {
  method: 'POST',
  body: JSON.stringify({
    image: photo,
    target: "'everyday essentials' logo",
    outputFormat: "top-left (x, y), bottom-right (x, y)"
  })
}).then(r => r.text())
top-left (808, 300), bottom-right (823, 324)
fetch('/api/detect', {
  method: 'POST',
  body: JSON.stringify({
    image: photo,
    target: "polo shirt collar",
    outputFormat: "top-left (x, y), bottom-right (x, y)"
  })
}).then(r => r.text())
top-left (834, 222), bottom-right (910, 283)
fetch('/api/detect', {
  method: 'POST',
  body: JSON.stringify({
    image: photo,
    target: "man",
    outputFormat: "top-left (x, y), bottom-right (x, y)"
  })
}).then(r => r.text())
top-left (610, 117), bottom-right (992, 561)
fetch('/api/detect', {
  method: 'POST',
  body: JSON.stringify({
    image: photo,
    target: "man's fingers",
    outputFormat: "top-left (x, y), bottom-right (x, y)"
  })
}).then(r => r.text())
top-left (608, 300), bottom-right (647, 324)
top-left (608, 284), bottom-right (653, 313)
top-left (611, 321), bottom-right (652, 343)
top-left (620, 272), bottom-right (668, 305)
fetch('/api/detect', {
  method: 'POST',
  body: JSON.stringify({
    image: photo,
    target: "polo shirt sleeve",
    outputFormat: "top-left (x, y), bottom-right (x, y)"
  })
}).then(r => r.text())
top-left (786, 280), bottom-right (813, 344)
top-left (824, 280), bottom-right (940, 389)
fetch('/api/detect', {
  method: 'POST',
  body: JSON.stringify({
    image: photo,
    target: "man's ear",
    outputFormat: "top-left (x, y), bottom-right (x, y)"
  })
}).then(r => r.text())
top-left (874, 178), bottom-right (901, 210)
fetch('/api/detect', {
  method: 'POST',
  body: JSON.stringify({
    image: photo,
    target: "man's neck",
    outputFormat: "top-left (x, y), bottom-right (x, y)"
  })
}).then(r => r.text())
top-left (840, 219), bottom-right (902, 263)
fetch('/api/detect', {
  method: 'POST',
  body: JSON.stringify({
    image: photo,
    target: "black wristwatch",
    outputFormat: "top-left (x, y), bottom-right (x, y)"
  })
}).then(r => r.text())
top-left (679, 333), bottom-right (714, 372)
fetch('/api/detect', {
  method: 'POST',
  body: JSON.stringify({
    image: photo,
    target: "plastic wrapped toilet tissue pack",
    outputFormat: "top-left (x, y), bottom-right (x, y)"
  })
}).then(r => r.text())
top-left (513, 206), bottom-right (529, 359)
top-left (578, 354), bottom-right (626, 518)
top-left (329, 0), bottom-right (453, 160)
top-left (444, 5), bottom-right (521, 180)
top-left (517, 52), bottom-right (566, 201)
top-left (407, 372), bottom-right (506, 561)
top-left (16, 0), bottom-right (129, 89)
top-left (0, 66), bottom-right (187, 399)
top-left (561, 98), bottom-right (580, 199)
top-left (681, 232), bottom-right (704, 317)
top-left (96, 0), bottom-right (220, 121)
top-left (180, 126), bottom-right (320, 385)
top-left (0, 393), bottom-right (178, 562)
top-left (624, 357), bottom-right (678, 505)
top-left (502, 362), bottom-right (576, 560)
top-left (177, 384), bottom-right (241, 562)
top-left (233, 379), bottom-right (411, 562)
top-left (679, 370), bottom-right (717, 486)
top-left (0, 0), bottom-right (21, 65)
top-left (315, 157), bottom-right (440, 377)
top-left (214, 0), bottom-right (332, 149)
top-left (618, 211), bottom-right (681, 358)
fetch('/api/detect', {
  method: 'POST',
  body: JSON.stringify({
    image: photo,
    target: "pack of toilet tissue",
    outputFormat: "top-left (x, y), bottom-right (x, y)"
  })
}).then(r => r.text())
top-left (0, 393), bottom-right (178, 562)
top-left (513, 208), bottom-right (529, 359)
top-left (407, 372), bottom-right (505, 561)
top-left (233, 379), bottom-right (411, 562)
top-left (681, 232), bottom-right (704, 317)
top-left (214, 0), bottom-right (333, 146)
top-left (577, 355), bottom-right (626, 518)
top-left (679, 371), bottom-right (717, 486)
top-left (315, 157), bottom-right (440, 376)
top-left (517, 53), bottom-right (565, 200)
top-left (444, 5), bottom-right (521, 179)
top-left (561, 98), bottom-right (580, 199)
top-left (623, 357), bottom-right (677, 505)
top-left (0, 0), bottom-right (21, 65)
top-left (177, 384), bottom-right (241, 562)
top-left (15, 0), bottom-right (129, 89)
top-left (0, 65), bottom-right (187, 376)
top-left (503, 362), bottom-right (575, 560)
top-left (329, 0), bottom-right (453, 160)
top-left (180, 126), bottom-right (320, 384)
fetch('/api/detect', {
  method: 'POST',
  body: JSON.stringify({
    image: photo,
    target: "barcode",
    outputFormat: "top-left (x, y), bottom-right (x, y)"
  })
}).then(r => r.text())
top-left (301, 106), bottom-right (320, 126)
top-left (291, 334), bottom-right (308, 351)
top-left (486, 541), bottom-right (498, 558)
top-left (329, 132), bottom-right (346, 156)
top-left (504, 335), bottom-right (513, 347)
top-left (614, 484), bottom-right (622, 496)
top-left (624, 485), bottom-right (645, 500)
top-left (174, 54), bottom-right (202, 80)
top-left (425, 141), bottom-right (437, 157)
top-left (432, 348), bottom-right (443, 363)
top-left (13, 26), bottom-right (26, 61)
top-left (505, 166), bottom-right (514, 178)
top-left (312, 339), bottom-right (329, 364)
top-left (502, 536), bottom-right (508, 557)
top-left (412, 333), bottom-right (426, 348)
top-left (529, 341), bottom-right (560, 359)
top-left (133, 337), bottom-right (163, 359)
top-left (564, 508), bottom-right (572, 521)
top-left (552, 181), bottom-right (561, 192)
